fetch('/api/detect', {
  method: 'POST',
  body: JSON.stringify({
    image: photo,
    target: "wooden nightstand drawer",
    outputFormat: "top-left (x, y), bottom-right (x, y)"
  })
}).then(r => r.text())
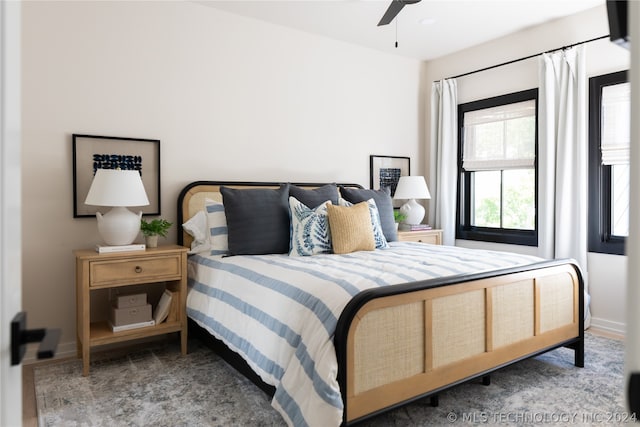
top-left (397, 229), bottom-right (443, 245)
top-left (90, 255), bottom-right (182, 287)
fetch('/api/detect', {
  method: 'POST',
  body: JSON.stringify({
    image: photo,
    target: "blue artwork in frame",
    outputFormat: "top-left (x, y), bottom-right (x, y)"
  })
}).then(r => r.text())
top-left (72, 134), bottom-right (161, 218)
top-left (370, 155), bottom-right (410, 196)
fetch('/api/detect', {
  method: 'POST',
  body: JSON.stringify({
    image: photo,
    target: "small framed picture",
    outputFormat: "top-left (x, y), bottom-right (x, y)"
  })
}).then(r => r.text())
top-left (369, 155), bottom-right (410, 197)
top-left (72, 134), bottom-right (161, 218)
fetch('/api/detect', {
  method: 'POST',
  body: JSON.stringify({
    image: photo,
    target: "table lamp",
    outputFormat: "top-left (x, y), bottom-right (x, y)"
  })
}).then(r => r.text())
top-left (393, 176), bottom-right (431, 226)
top-left (84, 169), bottom-right (150, 246)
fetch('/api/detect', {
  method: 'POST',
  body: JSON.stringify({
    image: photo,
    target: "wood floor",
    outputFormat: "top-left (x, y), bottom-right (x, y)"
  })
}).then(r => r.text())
top-left (23, 363), bottom-right (37, 427)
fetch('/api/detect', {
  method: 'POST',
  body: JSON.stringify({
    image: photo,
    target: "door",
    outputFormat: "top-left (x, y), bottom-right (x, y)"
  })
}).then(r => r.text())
top-left (628, 0), bottom-right (640, 417)
top-left (0, 1), bottom-right (23, 426)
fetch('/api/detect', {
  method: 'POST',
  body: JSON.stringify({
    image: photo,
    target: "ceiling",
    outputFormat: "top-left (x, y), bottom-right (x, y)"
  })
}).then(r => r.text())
top-left (197, 0), bottom-right (604, 61)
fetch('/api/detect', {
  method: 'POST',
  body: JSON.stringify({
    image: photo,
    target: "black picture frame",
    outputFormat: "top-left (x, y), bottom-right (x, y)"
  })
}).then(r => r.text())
top-left (369, 155), bottom-right (410, 197)
top-left (72, 134), bottom-right (161, 218)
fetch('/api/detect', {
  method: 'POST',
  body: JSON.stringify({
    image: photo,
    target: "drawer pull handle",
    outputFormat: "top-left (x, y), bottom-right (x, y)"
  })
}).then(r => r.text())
top-left (135, 266), bottom-right (142, 273)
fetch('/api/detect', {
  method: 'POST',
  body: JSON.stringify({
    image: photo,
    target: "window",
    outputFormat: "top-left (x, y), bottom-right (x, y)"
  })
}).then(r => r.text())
top-left (588, 70), bottom-right (629, 255)
top-left (457, 89), bottom-right (538, 246)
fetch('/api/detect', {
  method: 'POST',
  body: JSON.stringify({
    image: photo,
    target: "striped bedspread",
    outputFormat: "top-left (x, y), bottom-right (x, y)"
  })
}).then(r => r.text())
top-left (186, 242), bottom-right (542, 427)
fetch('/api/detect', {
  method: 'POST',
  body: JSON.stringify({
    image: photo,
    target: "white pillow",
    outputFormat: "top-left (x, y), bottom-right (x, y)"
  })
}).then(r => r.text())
top-left (182, 210), bottom-right (212, 254)
top-left (289, 197), bottom-right (332, 256)
top-left (338, 197), bottom-right (389, 249)
top-left (204, 198), bottom-right (229, 256)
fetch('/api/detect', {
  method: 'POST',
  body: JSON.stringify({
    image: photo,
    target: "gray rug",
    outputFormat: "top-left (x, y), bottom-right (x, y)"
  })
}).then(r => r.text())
top-left (34, 332), bottom-right (631, 426)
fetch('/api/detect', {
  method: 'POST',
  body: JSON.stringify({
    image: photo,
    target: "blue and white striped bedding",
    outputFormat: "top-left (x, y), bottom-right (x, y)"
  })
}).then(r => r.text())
top-left (186, 242), bottom-right (542, 427)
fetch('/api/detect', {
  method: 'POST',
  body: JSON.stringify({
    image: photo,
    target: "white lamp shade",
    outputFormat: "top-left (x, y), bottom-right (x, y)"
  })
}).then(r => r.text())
top-left (84, 169), bottom-right (149, 246)
top-left (393, 176), bottom-right (431, 200)
top-left (84, 169), bottom-right (150, 207)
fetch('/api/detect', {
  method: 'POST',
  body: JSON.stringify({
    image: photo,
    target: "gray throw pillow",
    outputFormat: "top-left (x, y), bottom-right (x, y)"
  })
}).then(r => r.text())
top-left (288, 184), bottom-right (339, 208)
top-left (339, 186), bottom-right (398, 242)
top-left (220, 184), bottom-right (291, 255)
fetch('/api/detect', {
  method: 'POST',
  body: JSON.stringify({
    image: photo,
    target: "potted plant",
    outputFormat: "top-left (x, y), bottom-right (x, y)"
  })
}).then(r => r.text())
top-left (393, 210), bottom-right (407, 229)
top-left (393, 210), bottom-right (407, 231)
top-left (140, 218), bottom-right (172, 248)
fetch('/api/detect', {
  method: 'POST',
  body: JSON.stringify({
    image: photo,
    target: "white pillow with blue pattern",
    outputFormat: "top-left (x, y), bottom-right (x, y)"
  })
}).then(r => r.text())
top-left (289, 196), bottom-right (332, 256)
top-left (338, 197), bottom-right (389, 249)
top-left (204, 198), bottom-right (229, 256)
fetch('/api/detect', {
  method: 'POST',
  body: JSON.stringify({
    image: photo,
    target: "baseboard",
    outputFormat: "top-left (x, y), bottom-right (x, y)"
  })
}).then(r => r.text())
top-left (22, 334), bottom-right (173, 365)
top-left (22, 340), bottom-right (77, 365)
top-left (590, 317), bottom-right (625, 337)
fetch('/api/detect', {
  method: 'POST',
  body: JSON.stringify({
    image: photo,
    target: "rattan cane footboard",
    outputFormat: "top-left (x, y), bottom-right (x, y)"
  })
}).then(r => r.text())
top-left (335, 260), bottom-right (583, 424)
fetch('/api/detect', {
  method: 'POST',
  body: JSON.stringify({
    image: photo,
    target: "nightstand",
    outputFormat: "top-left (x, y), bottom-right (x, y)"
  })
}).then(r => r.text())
top-left (397, 229), bottom-right (443, 245)
top-left (74, 245), bottom-right (189, 376)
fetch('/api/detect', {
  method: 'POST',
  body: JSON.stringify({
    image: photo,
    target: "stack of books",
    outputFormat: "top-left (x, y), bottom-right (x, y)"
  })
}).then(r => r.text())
top-left (109, 292), bottom-right (155, 332)
top-left (399, 223), bottom-right (432, 232)
top-left (95, 243), bottom-right (146, 254)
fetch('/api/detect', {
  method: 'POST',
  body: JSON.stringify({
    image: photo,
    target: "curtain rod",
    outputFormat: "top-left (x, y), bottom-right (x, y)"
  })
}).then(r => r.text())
top-left (437, 34), bottom-right (609, 82)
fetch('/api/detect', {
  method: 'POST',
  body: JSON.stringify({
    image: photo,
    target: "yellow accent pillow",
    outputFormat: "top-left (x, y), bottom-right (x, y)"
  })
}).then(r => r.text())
top-left (326, 201), bottom-right (375, 254)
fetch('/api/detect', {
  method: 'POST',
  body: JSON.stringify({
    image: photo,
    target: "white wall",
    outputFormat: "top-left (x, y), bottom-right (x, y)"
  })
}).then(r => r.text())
top-left (423, 5), bottom-right (630, 335)
top-left (21, 1), bottom-right (424, 357)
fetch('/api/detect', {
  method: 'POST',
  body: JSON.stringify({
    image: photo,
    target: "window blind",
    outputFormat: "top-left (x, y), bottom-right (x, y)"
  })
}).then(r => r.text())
top-left (463, 100), bottom-right (536, 171)
top-left (601, 82), bottom-right (630, 165)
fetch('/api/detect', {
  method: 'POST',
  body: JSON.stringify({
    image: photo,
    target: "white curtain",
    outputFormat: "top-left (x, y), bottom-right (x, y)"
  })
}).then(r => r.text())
top-left (538, 45), bottom-right (590, 325)
top-left (429, 79), bottom-right (458, 246)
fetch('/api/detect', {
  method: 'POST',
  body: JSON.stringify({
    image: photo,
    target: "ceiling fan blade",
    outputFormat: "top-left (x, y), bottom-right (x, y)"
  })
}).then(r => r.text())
top-left (378, 1), bottom-right (406, 26)
top-left (377, 0), bottom-right (421, 26)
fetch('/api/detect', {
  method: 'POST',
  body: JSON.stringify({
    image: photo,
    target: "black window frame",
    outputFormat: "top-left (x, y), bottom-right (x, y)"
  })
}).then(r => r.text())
top-left (588, 70), bottom-right (628, 256)
top-left (456, 88), bottom-right (539, 246)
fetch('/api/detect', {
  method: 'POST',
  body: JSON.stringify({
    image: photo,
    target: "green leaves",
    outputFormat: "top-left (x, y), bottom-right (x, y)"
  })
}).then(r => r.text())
top-left (140, 218), bottom-right (173, 237)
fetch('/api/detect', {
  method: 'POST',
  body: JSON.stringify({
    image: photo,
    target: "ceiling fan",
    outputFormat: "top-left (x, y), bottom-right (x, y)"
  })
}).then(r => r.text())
top-left (377, 0), bottom-right (422, 26)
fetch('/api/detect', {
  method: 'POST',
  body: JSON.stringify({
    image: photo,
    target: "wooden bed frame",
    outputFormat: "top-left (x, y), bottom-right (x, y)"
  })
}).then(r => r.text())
top-left (177, 181), bottom-right (584, 426)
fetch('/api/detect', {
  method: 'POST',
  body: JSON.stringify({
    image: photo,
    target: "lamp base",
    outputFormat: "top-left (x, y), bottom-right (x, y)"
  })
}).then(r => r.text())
top-left (96, 207), bottom-right (142, 246)
top-left (400, 199), bottom-right (425, 226)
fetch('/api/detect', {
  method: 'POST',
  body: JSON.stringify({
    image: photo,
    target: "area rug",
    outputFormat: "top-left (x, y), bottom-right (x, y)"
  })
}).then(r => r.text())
top-left (34, 332), bottom-right (630, 426)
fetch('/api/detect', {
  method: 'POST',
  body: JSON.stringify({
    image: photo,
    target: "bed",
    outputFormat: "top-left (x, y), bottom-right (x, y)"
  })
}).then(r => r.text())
top-left (177, 181), bottom-right (584, 426)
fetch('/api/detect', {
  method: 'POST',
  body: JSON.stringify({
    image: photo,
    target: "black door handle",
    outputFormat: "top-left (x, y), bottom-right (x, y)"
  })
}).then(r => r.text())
top-left (10, 311), bottom-right (60, 365)
top-left (629, 372), bottom-right (640, 418)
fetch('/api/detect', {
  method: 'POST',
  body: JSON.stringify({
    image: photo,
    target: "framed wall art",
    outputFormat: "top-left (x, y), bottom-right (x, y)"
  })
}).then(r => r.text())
top-left (369, 155), bottom-right (410, 198)
top-left (73, 134), bottom-right (161, 218)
